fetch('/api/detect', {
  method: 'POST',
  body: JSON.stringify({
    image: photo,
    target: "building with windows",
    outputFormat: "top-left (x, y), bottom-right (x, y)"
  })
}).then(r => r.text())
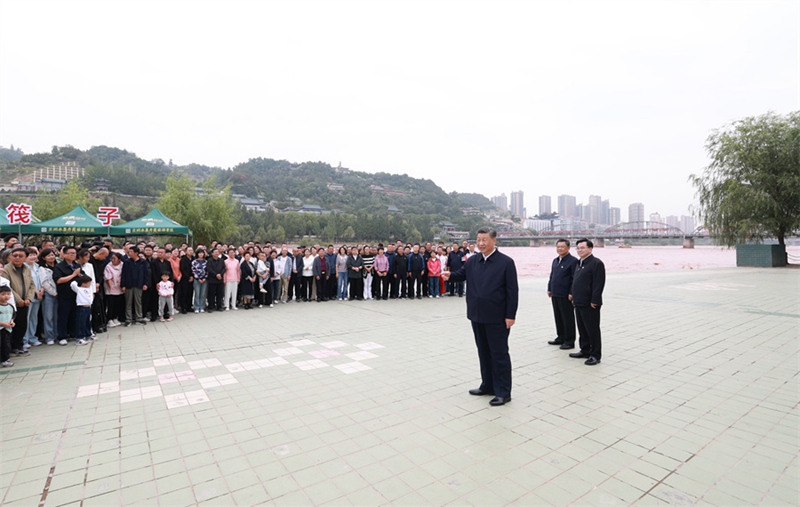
top-left (510, 190), bottom-right (525, 219)
top-left (538, 195), bottom-right (551, 216)
top-left (491, 193), bottom-right (508, 211)
top-left (558, 194), bottom-right (577, 218)
top-left (628, 202), bottom-right (645, 223)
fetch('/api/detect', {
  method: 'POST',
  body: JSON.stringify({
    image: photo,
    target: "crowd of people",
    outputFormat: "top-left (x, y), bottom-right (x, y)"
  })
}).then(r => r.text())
top-left (0, 236), bottom-right (478, 368)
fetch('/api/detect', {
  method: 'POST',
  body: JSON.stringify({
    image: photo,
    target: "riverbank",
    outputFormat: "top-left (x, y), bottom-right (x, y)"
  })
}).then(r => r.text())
top-left (503, 245), bottom-right (800, 276)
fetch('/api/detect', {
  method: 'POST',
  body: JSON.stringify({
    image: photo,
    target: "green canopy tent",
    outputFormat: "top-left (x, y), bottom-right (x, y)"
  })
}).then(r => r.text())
top-left (109, 209), bottom-right (192, 243)
top-left (1, 210), bottom-right (41, 238)
top-left (19, 206), bottom-right (108, 237)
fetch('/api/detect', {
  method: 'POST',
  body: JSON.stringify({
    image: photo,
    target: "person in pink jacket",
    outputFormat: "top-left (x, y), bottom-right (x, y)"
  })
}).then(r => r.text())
top-left (426, 255), bottom-right (442, 298)
top-left (223, 249), bottom-right (241, 310)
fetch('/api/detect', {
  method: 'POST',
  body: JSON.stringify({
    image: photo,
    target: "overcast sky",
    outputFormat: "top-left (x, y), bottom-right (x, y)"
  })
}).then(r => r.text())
top-left (1, 0), bottom-right (798, 220)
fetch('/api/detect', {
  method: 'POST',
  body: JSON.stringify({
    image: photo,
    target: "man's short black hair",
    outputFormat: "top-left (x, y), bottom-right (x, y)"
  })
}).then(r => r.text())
top-left (576, 238), bottom-right (593, 248)
top-left (477, 227), bottom-right (497, 238)
top-left (556, 239), bottom-right (570, 246)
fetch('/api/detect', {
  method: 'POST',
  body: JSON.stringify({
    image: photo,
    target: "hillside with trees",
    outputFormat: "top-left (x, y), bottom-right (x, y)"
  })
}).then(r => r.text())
top-left (1, 145), bottom-right (496, 245)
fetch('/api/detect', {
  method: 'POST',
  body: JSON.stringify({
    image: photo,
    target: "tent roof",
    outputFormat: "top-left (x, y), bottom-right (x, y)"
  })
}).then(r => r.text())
top-left (109, 209), bottom-right (190, 236)
top-left (19, 206), bottom-right (109, 236)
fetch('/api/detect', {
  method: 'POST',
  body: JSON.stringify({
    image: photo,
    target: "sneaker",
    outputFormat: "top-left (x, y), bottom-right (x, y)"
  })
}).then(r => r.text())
top-left (138, 320), bottom-right (148, 325)
top-left (23, 343), bottom-right (31, 350)
top-left (1, 360), bottom-right (13, 367)
top-left (200, 309), bottom-right (205, 313)
top-left (194, 310), bottom-right (199, 314)
top-left (76, 338), bottom-right (88, 345)
top-left (46, 341), bottom-right (54, 345)
top-left (166, 317), bottom-right (173, 322)
top-left (233, 307), bottom-right (238, 310)
top-left (260, 288), bottom-right (267, 293)
top-left (31, 341), bottom-right (43, 347)
top-left (107, 320), bottom-right (119, 328)
top-left (159, 318), bottom-right (165, 322)
top-left (269, 304), bottom-right (274, 308)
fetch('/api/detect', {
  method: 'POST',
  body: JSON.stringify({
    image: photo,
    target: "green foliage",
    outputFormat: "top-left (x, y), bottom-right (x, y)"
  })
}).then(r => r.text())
top-left (0, 145), bottom-right (23, 163)
top-left (32, 180), bottom-right (102, 220)
top-left (157, 175), bottom-right (239, 245)
top-left (690, 111), bottom-right (800, 246)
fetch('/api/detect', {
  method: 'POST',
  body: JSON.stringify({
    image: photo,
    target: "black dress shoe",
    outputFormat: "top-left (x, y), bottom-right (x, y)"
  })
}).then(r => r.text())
top-left (559, 343), bottom-right (575, 350)
top-left (469, 388), bottom-right (493, 396)
top-left (584, 357), bottom-right (600, 366)
top-left (569, 352), bottom-right (589, 358)
top-left (547, 339), bottom-right (563, 346)
top-left (489, 396), bottom-right (511, 406)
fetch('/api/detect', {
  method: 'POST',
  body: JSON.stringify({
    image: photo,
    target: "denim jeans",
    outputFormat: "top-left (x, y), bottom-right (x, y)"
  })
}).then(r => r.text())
top-left (193, 280), bottom-right (208, 311)
top-left (337, 272), bottom-right (348, 299)
top-left (41, 294), bottom-right (57, 343)
top-left (428, 276), bottom-right (440, 297)
top-left (24, 298), bottom-right (41, 345)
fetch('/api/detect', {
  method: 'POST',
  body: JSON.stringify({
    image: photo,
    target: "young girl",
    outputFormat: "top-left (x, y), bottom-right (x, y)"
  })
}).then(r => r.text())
top-left (427, 254), bottom-right (442, 298)
top-left (70, 274), bottom-right (94, 345)
top-left (0, 286), bottom-right (15, 367)
top-left (157, 272), bottom-right (175, 321)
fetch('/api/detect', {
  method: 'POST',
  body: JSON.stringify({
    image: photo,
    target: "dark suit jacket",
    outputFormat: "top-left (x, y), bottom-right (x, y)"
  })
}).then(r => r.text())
top-left (570, 254), bottom-right (605, 307)
top-left (448, 249), bottom-right (518, 324)
top-left (547, 254), bottom-right (578, 298)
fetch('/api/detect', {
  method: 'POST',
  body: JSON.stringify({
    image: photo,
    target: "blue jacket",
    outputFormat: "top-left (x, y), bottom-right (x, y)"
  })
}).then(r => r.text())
top-left (121, 257), bottom-right (151, 289)
top-left (448, 249), bottom-right (519, 324)
top-left (547, 254), bottom-right (578, 298)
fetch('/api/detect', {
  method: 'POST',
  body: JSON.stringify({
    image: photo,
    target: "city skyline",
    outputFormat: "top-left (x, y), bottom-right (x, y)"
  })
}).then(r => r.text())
top-left (1, 1), bottom-right (796, 221)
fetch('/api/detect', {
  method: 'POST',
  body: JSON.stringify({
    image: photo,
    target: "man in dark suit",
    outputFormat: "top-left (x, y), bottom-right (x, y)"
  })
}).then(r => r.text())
top-left (443, 227), bottom-right (518, 406)
top-left (569, 238), bottom-right (605, 366)
top-left (547, 239), bottom-right (578, 349)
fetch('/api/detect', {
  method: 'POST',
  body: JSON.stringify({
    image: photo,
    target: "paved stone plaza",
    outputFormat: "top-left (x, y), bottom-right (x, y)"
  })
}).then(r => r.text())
top-left (1, 267), bottom-right (798, 506)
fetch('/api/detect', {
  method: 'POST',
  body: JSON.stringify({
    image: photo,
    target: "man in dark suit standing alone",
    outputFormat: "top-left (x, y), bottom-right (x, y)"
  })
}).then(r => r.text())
top-left (443, 227), bottom-right (518, 406)
top-left (547, 239), bottom-right (578, 349)
top-left (569, 238), bottom-right (605, 366)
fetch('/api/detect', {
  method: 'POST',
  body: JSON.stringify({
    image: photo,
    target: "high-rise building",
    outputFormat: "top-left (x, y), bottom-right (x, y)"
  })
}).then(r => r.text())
top-left (510, 191), bottom-right (525, 219)
top-left (491, 193), bottom-right (508, 211)
top-left (609, 207), bottom-right (621, 225)
top-left (558, 194), bottom-right (577, 218)
top-left (628, 203), bottom-right (645, 223)
top-left (681, 215), bottom-right (696, 234)
top-left (650, 212), bottom-right (662, 223)
top-left (601, 199), bottom-right (610, 225)
top-left (666, 215), bottom-right (680, 229)
top-left (538, 195), bottom-right (551, 216)
top-left (588, 195), bottom-right (602, 224)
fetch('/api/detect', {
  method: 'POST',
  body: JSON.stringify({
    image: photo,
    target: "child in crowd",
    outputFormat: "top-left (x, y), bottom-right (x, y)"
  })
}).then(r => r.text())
top-left (157, 272), bottom-right (175, 321)
top-left (427, 254), bottom-right (442, 298)
top-left (0, 286), bottom-right (15, 367)
top-left (70, 274), bottom-right (94, 345)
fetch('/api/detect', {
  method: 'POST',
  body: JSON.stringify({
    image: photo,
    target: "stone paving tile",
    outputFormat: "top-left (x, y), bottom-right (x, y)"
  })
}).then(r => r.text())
top-left (0, 267), bottom-right (798, 506)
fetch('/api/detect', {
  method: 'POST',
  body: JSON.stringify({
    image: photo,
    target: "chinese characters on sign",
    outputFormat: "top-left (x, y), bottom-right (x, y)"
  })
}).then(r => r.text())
top-left (6, 203), bottom-right (32, 225)
top-left (97, 207), bottom-right (121, 226)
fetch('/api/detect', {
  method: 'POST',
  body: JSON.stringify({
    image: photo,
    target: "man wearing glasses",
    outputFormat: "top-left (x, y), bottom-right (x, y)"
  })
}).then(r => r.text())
top-left (1, 247), bottom-right (36, 356)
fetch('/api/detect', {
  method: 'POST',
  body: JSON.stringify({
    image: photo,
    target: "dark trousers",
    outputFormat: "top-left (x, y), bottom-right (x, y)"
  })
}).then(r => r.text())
top-left (57, 298), bottom-right (76, 341)
top-left (1, 329), bottom-right (11, 362)
top-left (107, 294), bottom-right (125, 322)
top-left (348, 277), bottom-right (363, 300)
top-left (551, 297), bottom-right (576, 346)
top-left (178, 279), bottom-right (192, 313)
top-left (576, 306), bottom-right (602, 359)
top-left (75, 306), bottom-right (91, 339)
top-left (143, 287), bottom-right (156, 319)
top-left (449, 280), bottom-right (464, 296)
top-left (302, 276), bottom-right (313, 301)
top-left (395, 276), bottom-right (407, 298)
top-left (471, 321), bottom-right (512, 398)
top-left (92, 294), bottom-right (106, 331)
top-left (376, 275), bottom-right (389, 299)
top-left (315, 276), bottom-right (326, 301)
top-left (207, 283), bottom-right (223, 311)
top-left (421, 273), bottom-right (429, 296)
top-left (10, 305), bottom-right (28, 350)
top-left (409, 272), bottom-right (423, 298)
top-left (326, 276), bottom-right (337, 299)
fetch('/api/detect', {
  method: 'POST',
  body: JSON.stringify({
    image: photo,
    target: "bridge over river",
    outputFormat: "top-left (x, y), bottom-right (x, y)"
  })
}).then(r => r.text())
top-left (497, 221), bottom-right (708, 248)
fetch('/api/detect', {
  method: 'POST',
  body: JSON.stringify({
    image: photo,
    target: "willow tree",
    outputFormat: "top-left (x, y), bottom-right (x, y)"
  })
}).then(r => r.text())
top-left (690, 111), bottom-right (800, 246)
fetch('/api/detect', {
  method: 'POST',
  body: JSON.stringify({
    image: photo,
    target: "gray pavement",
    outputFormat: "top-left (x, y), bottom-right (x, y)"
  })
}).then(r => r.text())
top-left (1, 267), bottom-right (798, 506)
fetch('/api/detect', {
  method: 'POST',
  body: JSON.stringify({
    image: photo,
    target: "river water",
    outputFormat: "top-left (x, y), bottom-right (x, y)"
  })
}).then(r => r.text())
top-left (499, 245), bottom-right (800, 277)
